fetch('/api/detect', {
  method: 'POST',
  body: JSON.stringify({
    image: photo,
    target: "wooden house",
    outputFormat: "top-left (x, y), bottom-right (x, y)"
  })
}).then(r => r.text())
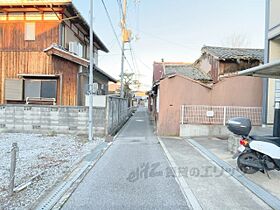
top-left (0, 0), bottom-right (117, 106)
top-left (194, 46), bottom-right (264, 83)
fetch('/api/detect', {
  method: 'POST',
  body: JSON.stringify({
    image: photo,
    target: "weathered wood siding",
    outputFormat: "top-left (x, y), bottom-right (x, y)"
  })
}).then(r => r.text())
top-left (195, 54), bottom-right (262, 83)
top-left (219, 60), bottom-right (261, 75)
top-left (0, 51), bottom-right (53, 103)
top-left (208, 55), bottom-right (219, 83)
top-left (0, 21), bottom-right (59, 51)
top-left (0, 20), bottom-right (79, 106)
top-left (52, 56), bottom-right (78, 106)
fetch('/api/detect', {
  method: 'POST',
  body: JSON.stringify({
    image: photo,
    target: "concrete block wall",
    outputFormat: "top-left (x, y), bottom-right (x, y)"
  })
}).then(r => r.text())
top-left (0, 105), bottom-right (106, 136)
top-left (227, 134), bottom-right (240, 154)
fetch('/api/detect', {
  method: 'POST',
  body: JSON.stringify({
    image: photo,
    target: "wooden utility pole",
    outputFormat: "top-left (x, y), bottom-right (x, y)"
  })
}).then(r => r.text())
top-left (120, 0), bottom-right (130, 98)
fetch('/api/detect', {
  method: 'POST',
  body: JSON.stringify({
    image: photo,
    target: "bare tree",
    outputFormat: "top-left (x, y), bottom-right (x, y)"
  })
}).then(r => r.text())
top-left (222, 33), bottom-right (251, 48)
top-left (117, 72), bottom-right (142, 98)
top-left (118, 73), bottom-right (135, 98)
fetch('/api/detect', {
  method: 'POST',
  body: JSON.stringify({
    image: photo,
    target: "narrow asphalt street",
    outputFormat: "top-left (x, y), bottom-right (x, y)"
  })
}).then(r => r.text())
top-left (62, 107), bottom-right (190, 210)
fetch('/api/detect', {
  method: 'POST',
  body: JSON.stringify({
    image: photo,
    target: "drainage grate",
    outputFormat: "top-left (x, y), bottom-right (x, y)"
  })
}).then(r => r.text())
top-left (35, 164), bottom-right (89, 210)
top-left (35, 142), bottom-right (109, 210)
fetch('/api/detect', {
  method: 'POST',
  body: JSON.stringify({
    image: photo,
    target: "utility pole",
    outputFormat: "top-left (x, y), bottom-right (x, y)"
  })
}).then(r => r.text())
top-left (88, 0), bottom-right (94, 141)
top-left (120, 0), bottom-right (130, 98)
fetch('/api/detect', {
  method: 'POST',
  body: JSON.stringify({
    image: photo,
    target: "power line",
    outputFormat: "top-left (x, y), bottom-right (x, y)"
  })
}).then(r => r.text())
top-left (133, 0), bottom-right (140, 40)
top-left (129, 42), bottom-right (139, 75)
top-left (101, 0), bottom-right (134, 73)
top-left (101, 0), bottom-right (122, 49)
top-left (137, 58), bottom-right (152, 71)
top-left (134, 53), bottom-right (153, 71)
top-left (140, 30), bottom-right (199, 50)
top-left (117, 0), bottom-right (124, 17)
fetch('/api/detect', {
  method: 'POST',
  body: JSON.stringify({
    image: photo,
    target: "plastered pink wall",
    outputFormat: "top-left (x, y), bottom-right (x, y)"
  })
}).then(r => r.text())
top-left (157, 76), bottom-right (263, 136)
top-left (158, 76), bottom-right (211, 136)
top-left (210, 76), bottom-right (263, 107)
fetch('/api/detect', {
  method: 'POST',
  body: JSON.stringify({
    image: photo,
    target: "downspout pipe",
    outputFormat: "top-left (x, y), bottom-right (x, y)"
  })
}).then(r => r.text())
top-left (274, 102), bottom-right (280, 136)
top-left (262, 0), bottom-right (269, 126)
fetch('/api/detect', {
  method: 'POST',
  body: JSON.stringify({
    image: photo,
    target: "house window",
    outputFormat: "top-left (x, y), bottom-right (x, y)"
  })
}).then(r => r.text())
top-left (24, 79), bottom-right (57, 99)
top-left (0, 13), bottom-right (7, 21)
top-left (8, 12), bottom-right (24, 21)
top-left (94, 48), bottom-right (98, 66)
top-left (25, 22), bottom-right (36, 41)
top-left (44, 12), bottom-right (60, 20)
top-left (25, 12), bottom-right (42, 21)
top-left (5, 79), bottom-right (24, 101)
top-left (60, 24), bottom-right (65, 47)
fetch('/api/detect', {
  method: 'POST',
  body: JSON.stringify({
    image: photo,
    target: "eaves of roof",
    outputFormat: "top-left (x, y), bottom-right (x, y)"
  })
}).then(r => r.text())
top-left (66, 3), bottom-right (109, 53)
top-left (0, 1), bottom-right (109, 53)
top-left (44, 45), bottom-right (117, 83)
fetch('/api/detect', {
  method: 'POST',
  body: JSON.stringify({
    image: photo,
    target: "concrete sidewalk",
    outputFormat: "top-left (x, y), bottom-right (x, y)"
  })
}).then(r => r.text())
top-left (160, 137), bottom-right (271, 210)
top-left (193, 137), bottom-right (280, 200)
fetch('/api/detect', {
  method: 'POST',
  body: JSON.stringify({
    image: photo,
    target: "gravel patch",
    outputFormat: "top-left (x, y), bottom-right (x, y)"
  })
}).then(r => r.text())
top-left (0, 133), bottom-right (103, 210)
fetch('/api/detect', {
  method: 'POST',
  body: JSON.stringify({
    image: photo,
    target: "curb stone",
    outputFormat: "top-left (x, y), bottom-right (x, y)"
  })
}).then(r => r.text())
top-left (36, 112), bottom-right (133, 210)
top-left (34, 142), bottom-right (112, 210)
top-left (157, 137), bottom-right (202, 210)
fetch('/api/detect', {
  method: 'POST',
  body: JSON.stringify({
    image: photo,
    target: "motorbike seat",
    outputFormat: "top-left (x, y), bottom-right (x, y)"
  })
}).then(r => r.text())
top-left (250, 135), bottom-right (280, 147)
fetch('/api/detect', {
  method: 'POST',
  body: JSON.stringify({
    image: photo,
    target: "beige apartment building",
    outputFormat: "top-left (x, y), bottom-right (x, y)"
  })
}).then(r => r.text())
top-left (240, 0), bottom-right (280, 125)
top-left (266, 0), bottom-right (280, 123)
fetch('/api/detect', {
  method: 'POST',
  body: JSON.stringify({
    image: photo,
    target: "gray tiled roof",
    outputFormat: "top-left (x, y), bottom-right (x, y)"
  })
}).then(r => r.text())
top-left (202, 46), bottom-right (264, 62)
top-left (165, 64), bottom-right (211, 81)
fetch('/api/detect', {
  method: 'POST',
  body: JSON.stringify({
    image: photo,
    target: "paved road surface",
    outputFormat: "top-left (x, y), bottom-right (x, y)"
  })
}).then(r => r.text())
top-left (62, 107), bottom-right (189, 210)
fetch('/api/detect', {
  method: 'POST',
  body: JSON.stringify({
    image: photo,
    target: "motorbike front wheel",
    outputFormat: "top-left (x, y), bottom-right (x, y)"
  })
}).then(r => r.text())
top-left (237, 152), bottom-right (259, 174)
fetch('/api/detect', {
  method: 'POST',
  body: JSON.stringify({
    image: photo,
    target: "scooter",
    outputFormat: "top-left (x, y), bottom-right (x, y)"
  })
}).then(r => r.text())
top-left (226, 117), bottom-right (280, 176)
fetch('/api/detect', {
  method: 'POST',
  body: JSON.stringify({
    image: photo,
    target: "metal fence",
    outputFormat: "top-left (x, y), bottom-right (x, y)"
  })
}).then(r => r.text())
top-left (181, 105), bottom-right (262, 126)
top-left (107, 96), bottom-right (131, 134)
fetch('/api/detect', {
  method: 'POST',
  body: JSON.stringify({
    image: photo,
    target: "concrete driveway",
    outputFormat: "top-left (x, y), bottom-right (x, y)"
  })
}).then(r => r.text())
top-left (159, 137), bottom-right (272, 210)
top-left (193, 137), bottom-right (280, 201)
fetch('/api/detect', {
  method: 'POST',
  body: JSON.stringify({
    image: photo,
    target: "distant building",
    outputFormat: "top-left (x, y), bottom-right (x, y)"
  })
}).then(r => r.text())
top-left (108, 81), bottom-right (121, 95)
top-left (152, 62), bottom-right (192, 83)
top-left (0, 0), bottom-right (116, 106)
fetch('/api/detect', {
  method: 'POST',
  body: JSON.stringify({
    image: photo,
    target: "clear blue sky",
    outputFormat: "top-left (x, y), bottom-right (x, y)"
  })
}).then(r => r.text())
top-left (73, 0), bottom-right (265, 90)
